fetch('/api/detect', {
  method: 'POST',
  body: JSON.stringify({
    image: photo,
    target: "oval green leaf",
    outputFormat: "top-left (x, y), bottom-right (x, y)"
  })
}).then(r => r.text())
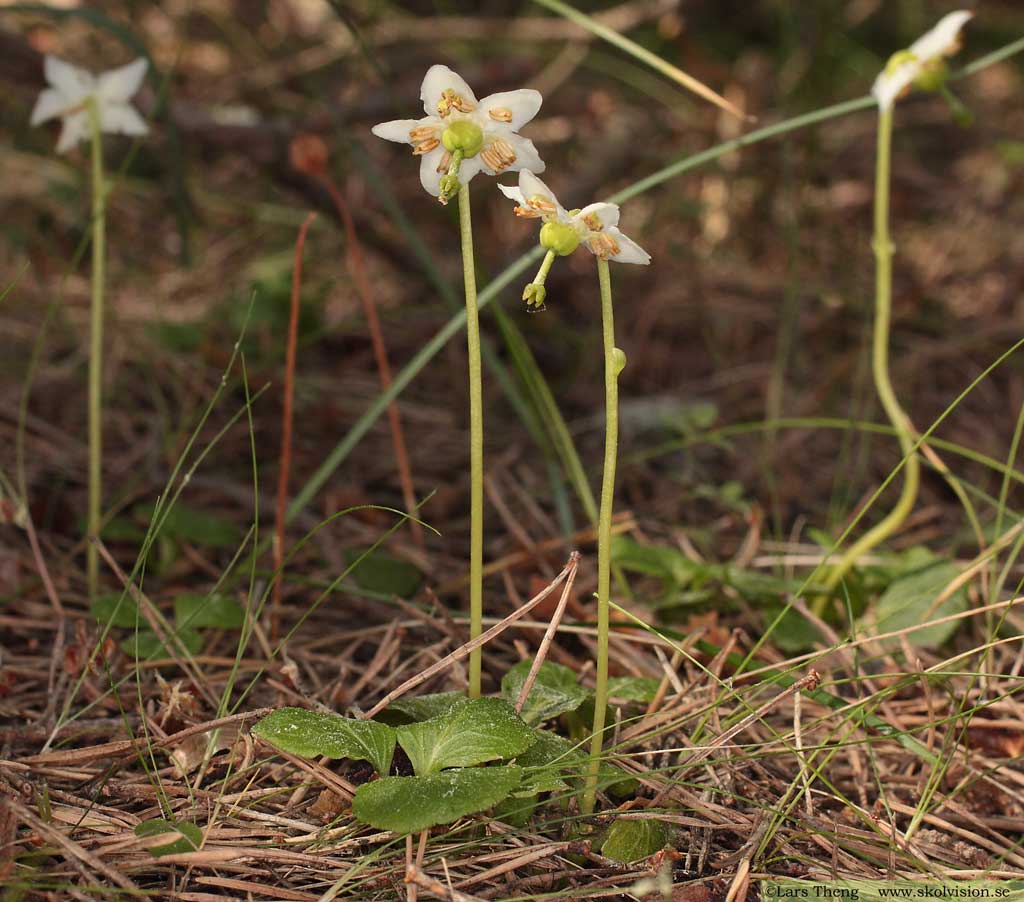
top-left (135, 818), bottom-right (202, 857)
top-left (120, 628), bottom-right (204, 660)
top-left (91, 593), bottom-right (141, 628)
top-left (252, 707), bottom-right (396, 776)
top-left (500, 661), bottom-right (588, 726)
top-left (396, 697), bottom-right (536, 776)
top-left (376, 691), bottom-right (468, 726)
top-left (174, 593), bottom-right (246, 630)
top-left (602, 818), bottom-right (671, 863)
top-left (352, 766), bottom-right (522, 834)
top-left (864, 560), bottom-right (968, 651)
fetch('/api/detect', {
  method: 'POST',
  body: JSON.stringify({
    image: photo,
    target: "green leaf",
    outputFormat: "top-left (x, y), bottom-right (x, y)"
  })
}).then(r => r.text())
top-left (516, 730), bottom-right (585, 792)
top-left (345, 549), bottom-right (422, 597)
top-left (91, 594), bottom-right (141, 628)
top-left (352, 766), bottom-right (522, 834)
top-left (863, 560), bottom-right (968, 651)
top-left (396, 697), bottom-right (536, 776)
top-left (134, 501), bottom-right (243, 549)
top-left (174, 593), bottom-right (245, 630)
top-left (601, 818), bottom-right (671, 863)
top-left (120, 628), bottom-right (204, 660)
top-left (611, 536), bottom-right (703, 596)
top-left (607, 677), bottom-right (660, 704)
top-left (761, 604), bottom-right (824, 654)
top-left (134, 819), bottom-right (202, 857)
top-left (376, 692), bottom-right (468, 726)
top-left (500, 661), bottom-right (588, 726)
top-left (252, 708), bottom-right (396, 776)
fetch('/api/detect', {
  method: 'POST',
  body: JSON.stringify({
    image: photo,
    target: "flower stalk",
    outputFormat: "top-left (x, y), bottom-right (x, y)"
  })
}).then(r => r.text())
top-left (459, 181), bottom-right (485, 699)
top-left (582, 256), bottom-right (622, 815)
top-left (86, 97), bottom-right (106, 599)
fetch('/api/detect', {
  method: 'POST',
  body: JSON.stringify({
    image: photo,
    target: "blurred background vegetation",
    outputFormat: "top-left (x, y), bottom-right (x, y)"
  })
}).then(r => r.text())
top-left (1, 0), bottom-right (1023, 616)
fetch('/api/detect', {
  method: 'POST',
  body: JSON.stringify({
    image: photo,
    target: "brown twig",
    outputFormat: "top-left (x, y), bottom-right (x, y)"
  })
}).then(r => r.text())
top-left (290, 135), bottom-right (423, 551)
top-left (365, 552), bottom-right (580, 719)
top-left (515, 554), bottom-right (580, 713)
top-left (272, 211), bottom-right (317, 641)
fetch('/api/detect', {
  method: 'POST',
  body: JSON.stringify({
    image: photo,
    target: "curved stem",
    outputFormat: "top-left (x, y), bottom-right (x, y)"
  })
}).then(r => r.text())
top-left (459, 182), bottom-right (484, 699)
top-left (86, 99), bottom-right (106, 600)
top-left (822, 108), bottom-right (919, 599)
top-left (583, 257), bottom-right (619, 814)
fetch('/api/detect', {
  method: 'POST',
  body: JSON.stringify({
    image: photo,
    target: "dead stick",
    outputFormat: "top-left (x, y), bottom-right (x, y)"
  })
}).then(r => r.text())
top-left (321, 176), bottom-right (423, 550)
top-left (273, 211), bottom-right (318, 641)
top-left (515, 557), bottom-right (579, 713)
top-left (366, 552), bottom-right (579, 719)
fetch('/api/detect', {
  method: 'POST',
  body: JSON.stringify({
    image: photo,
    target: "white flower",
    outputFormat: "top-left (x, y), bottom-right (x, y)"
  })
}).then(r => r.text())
top-left (372, 64), bottom-right (544, 201)
top-left (871, 11), bottom-right (972, 111)
top-left (31, 55), bottom-right (149, 154)
top-left (499, 171), bottom-right (650, 265)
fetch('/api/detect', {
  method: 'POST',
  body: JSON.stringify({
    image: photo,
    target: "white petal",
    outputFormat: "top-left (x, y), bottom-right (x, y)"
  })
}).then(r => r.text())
top-left (575, 202), bottom-right (620, 230)
top-left (477, 89), bottom-right (542, 131)
top-left (44, 55), bottom-right (94, 99)
top-left (517, 170), bottom-right (557, 204)
top-left (418, 144), bottom-right (447, 196)
top-left (101, 104), bottom-right (149, 137)
top-left (97, 57), bottom-right (148, 103)
top-left (420, 64), bottom-right (477, 117)
top-left (871, 65), bottom-right (913, 112)
top-left (55, 110), bottom-right (89, 154)
top-left (872, 10), bottom-right (972, 111)
top-left (458, 157), bottom-right (483, 189)
top-left (606, 228), bottom-right (651, 265)
top-left (30, 88), bottom-right (68, 125)
top-left (909, 10), bottom-right (972, 62)
top-left (372, 117), bottom-right (435, 144)
top-left (501, 133), bottom-right (544, 176)
top-left (497, 183), bottom-right (526, 205)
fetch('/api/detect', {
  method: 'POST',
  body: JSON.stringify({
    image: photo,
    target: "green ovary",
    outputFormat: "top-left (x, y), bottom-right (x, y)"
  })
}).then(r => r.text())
top-left (442, 120), bottom-right (484, 157)
top-left (539, 221), bottom-right (580, 257)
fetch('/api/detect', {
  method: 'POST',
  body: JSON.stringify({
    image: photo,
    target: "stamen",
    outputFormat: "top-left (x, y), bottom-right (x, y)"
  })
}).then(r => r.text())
top-left (582, 213), bottom-right (603, 231)
top-left (527, 195), bottom-right (557, 215)
top-left (412, 137), bottom-right (440, 155)
top-left (437, 89), bottom-right (475, 117)
top-left (488, 107), bottom-right (513, 122)
top-left (409, 126), bottom-right (437, 142)
top-left (587, 234), bottom-right (621, 259)
top-left (514, 205), bottom-right (541, 218)
top-left (480, 139), bottom-right (517, 173)
top-left (436, 151), bottom-right (452, 173)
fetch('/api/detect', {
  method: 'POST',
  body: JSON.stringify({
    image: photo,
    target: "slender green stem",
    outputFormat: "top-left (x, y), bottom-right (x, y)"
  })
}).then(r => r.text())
top-left (821, 108), bottom-right (919, 600)
top-left (458, 182), bottom-right (484, 699)
top-left (87, 98), bottom-right (106, 600)
top-left (533, 249), bottom-right (556, 286)
top-left (583, 257), bottom-right (619, 815)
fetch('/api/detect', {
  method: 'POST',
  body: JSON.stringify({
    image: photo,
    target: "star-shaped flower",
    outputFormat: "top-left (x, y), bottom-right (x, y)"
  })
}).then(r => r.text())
top-left (500, 171), bottom-right (649, 309)
top-left (372, 65), bottom-right (544, 203)
top-left (31, 56), bottom-right (149, 154)
top-left (872, 11), bottom-right (972, 111)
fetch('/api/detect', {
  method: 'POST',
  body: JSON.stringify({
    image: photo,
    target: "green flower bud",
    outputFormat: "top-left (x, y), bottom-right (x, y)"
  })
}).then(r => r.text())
top-left (612, 347), bottom-right (627, 376)
top-left (442, 120), bottom-right (484, 157)
top-left (539, 221), bottom-right (580, 257)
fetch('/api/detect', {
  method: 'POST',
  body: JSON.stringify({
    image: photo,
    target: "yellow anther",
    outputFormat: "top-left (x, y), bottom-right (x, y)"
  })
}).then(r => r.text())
top-left (514, 205), bottom-right (541, 218)
top-left (412, 137), bottom-right (440, 155)
top-left (409, 126), bottom-right (437, 142)
top-left (437, 89), bottom-right (475, 117)
top-left (587, 234), bottom-right (621, 259)
top-left (480, 139), bottom-right (517, 173)
top-left (582, 213), bottom-right (603, 232)
top-left (436, 150), bottom-right (452, 172)
top-left (488, 107), bottom-right (513, 122)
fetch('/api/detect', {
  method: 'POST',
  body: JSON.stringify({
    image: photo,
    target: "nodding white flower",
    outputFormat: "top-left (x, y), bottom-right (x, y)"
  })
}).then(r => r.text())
top-left (871, 11), bottom-right (972, 112)
top-left (31, 56), bottom-right (149, 154)
top-left (500, 171), bottom-right (649, 310)
top-left (372, 64), bottom-right (544, 203)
